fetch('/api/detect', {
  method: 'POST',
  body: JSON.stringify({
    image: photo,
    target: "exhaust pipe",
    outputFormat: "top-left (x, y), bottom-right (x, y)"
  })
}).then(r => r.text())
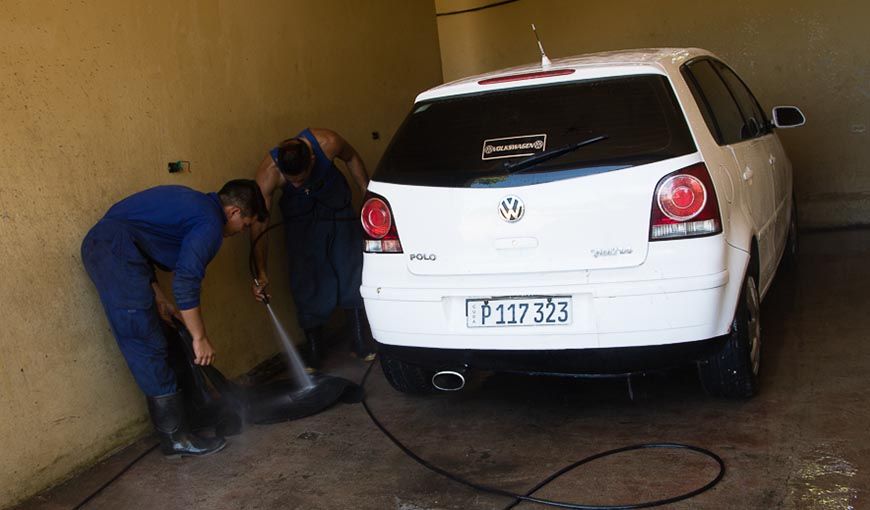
top-left (432, 370), bottom-right (465, 392)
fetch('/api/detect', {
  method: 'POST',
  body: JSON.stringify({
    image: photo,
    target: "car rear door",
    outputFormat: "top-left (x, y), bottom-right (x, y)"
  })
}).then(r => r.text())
top-left (682, 59), bottom-right (778, 284)
top-left (712, 61), bottom-right (789, 264)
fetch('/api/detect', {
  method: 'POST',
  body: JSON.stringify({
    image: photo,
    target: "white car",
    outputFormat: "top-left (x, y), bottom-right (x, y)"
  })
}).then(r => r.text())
top-left (360, 48), bottom-right (805, 397)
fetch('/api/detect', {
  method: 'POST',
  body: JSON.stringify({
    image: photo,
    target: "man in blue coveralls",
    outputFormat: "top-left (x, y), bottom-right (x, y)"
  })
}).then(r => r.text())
top-left (81, 180), bottom-right (267, 457)
top-left (249, 128), bottom-right (375, 368)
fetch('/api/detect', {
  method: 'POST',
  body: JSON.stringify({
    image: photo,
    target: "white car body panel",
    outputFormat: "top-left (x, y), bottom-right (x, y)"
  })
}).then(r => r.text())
top-left (362, 48), bottom-right (793, 360)
top-left (389, 152), bottom-right (703, 277)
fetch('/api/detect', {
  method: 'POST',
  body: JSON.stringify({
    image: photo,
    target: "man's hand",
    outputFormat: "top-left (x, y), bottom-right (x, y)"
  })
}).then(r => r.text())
top-left (179, 306), bottom-right (213, 364)
top-left (152, 282), bottom-right (182, 325)
top-left (252, 275), bottom-right (271, 303)
top-left (157, 301), bottom-right (181, 325)
top-left (192, 337), bottom-right (216, 366)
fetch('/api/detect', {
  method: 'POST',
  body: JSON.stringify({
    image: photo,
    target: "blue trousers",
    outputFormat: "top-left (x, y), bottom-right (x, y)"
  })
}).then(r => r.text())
top-left (81, 221), bottom-right (176, 397)
top-left (279, 179), bottom-right (364, 330)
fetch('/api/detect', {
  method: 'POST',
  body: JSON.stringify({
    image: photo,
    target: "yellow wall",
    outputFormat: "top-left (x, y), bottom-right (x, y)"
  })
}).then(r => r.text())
top-left (0, 1), bottom-right (441, 507)
top-left (436, 0), bottom-right (870, 228)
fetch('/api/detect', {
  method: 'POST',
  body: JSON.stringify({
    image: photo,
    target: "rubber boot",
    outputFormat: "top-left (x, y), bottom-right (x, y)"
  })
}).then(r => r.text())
top-left (147, 392), bottom-right (227, 458)
top-left (349, 308), bottom-right (376, 361)
top-left (302, 327), bottom-right (323, 369)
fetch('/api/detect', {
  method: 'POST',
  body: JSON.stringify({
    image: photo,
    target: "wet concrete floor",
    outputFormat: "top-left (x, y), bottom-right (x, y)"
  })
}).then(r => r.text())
top-left (16, 230), bottom-right (869, 509)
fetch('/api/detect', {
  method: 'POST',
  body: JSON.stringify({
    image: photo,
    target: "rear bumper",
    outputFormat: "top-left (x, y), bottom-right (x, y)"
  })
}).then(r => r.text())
top-left (377, 336), bottom-right (728, 375)
top-left (362, 238), bottom-right (749, 351)
top-left (363, 269), bottom-right (734, 350)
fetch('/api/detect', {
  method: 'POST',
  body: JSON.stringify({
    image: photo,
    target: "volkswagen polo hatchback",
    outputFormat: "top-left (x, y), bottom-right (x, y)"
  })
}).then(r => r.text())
top-left (361, 48), bottom-right (805, 397)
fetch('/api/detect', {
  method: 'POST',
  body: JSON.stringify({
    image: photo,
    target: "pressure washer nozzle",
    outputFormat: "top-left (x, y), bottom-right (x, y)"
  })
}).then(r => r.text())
top-left (254, 278), bottom-right (270, 305)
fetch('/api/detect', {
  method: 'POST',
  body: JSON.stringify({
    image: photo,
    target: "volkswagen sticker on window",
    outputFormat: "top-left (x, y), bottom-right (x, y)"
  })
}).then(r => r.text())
top-left (481, 134), bottom-right (547, 160)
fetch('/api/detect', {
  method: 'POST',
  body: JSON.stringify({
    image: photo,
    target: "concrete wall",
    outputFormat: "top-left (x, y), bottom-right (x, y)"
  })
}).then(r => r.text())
top-left (0, 1), bottom-right (441, 507)
top-left (435, 0), bottom-right (870, 228)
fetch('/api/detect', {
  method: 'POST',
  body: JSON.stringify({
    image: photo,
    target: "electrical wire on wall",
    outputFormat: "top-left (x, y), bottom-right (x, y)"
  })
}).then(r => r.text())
top-left (436, 0), bottom-right (521, 17)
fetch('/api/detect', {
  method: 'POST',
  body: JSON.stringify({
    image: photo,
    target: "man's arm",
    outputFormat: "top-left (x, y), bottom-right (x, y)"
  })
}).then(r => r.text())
top-left (250, 154), bottom-right (282, 301)
top-left (311, 128), bottom-right (369, 194)
top-left (180, 306), bottom-right (215, 366)
top-left (173, 223), bottom-right (223, 366)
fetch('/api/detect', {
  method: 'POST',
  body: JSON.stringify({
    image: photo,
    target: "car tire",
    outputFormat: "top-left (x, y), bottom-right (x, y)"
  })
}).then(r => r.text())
top-left (698, 273), bottom-right (761, 398)
top-left (380, 354), bottom-right (437, 395)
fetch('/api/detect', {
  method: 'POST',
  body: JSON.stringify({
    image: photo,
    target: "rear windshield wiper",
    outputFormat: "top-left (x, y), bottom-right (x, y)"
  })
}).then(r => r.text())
top-left (502, 135), bottom-right (608, 174)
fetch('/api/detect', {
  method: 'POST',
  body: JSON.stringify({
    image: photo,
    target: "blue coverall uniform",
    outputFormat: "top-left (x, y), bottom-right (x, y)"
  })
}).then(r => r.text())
top-left (81, 186), bottom-right (225, 396)
top-left (275, 128), bottom-right (364, 330)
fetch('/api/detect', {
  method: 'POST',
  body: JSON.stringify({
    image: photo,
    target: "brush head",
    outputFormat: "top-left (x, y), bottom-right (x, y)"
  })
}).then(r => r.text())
top-left (244, 373), bottom-right (362, 424)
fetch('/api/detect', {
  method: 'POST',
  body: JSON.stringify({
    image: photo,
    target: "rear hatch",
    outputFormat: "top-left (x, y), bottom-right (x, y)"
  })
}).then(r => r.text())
top-left (372, 74), bottom-right (697, 276)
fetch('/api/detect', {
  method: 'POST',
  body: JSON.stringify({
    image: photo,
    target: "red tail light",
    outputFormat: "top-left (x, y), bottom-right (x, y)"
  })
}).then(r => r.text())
top-left (361, 192), bottom-right (403, 253)
top-left (650, 163), bottom-right (722, 241)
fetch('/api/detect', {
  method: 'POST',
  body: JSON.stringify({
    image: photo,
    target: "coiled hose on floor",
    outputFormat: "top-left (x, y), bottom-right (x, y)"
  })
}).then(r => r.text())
top-left (357, 361), bottom-right (725, 510)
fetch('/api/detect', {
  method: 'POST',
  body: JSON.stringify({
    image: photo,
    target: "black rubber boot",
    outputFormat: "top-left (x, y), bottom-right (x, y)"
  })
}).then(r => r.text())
top-left (302, 327), bottom-right (323, 369)
top-left (147, 392), bottom-right (227, 458)
top-left (349, 308), bottom-right (376, 360)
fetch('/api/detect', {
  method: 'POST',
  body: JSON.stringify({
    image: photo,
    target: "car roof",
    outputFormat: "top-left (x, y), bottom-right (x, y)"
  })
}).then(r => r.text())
top-left (417, 47), bottom-right (715, 102)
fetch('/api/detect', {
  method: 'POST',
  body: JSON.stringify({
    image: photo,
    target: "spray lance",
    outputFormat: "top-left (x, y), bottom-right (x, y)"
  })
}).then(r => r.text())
top-left (249, 220), bottom-right (287, 306)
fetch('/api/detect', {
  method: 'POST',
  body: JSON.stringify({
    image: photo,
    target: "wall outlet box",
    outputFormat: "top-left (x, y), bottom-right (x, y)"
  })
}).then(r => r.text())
top-left (168, 161), bottom-right (189, 173)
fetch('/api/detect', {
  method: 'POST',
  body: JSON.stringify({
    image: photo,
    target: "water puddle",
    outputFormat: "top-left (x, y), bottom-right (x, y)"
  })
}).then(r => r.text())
top-left (791, 444), bottom-right (858, 510)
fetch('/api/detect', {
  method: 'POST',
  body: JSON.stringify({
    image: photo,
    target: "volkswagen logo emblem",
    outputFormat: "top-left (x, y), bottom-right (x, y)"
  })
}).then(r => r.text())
top-left (498, 196), bottom-right (525, 223)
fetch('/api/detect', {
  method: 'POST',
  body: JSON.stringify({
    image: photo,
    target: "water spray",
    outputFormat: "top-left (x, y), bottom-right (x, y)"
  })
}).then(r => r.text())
top-left (255, 277), bottom-right (313, 390)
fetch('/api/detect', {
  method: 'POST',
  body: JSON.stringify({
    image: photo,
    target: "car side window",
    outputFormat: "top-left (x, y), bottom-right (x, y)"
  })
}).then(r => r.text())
top-left (682, 60), bottom-right (746, 146)
top-left (711, 60), bottom-right (770, 139)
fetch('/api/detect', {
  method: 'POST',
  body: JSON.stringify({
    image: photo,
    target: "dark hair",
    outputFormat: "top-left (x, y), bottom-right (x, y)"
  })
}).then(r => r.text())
top-left (275, 138), bottom-right (312, 176)
top-left (217, 179), bottom-right (269, 222)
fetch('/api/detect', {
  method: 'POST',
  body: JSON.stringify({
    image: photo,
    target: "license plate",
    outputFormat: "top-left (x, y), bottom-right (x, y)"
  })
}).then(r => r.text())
top-left (466, 296), bottom-right (572, 328)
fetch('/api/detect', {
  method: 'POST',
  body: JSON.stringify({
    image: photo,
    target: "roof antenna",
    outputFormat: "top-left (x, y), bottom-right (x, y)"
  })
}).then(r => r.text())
top-left (531, 24), bottom-right (552, 68)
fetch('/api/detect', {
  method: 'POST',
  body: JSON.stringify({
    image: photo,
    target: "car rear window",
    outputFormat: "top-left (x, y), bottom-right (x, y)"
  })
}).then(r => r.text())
top-left (374, 75), bottom-right (696, 188)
